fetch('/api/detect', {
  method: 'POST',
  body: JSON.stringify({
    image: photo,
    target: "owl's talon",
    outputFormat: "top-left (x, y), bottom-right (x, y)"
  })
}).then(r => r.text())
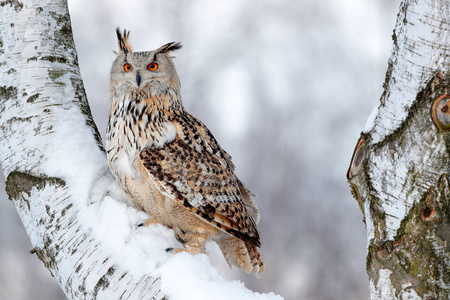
top-left (165, 247), bottom-right (174, 253)
top-left (168, 246), bottom-right (205, 255)
top-left (138, 219), bottom-right (159, 228)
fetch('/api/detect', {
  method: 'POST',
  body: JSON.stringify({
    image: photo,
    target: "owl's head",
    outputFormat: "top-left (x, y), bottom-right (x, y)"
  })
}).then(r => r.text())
top-left (110, 28), bottom-right (183, 96)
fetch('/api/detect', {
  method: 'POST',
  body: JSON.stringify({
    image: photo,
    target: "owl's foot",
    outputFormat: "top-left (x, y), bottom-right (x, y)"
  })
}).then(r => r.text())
top-left (167, 227), bottom-right (209, 254)
top-left (137, 218), bottom-right (159, 227)
top-left (165, 244), bottom-right (206, 255)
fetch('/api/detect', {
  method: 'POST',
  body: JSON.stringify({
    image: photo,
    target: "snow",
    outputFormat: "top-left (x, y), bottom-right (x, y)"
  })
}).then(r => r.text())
top-left (158, 253), bottom-right (282, 300)
top-left (41, 107), bottom-right (107, 206)
top-left (82, 194), bottom-right (179, 276)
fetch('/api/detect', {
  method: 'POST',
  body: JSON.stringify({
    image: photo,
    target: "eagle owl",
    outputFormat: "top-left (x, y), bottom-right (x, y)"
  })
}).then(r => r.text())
top-left (106, 28), bottom-right (264, 276)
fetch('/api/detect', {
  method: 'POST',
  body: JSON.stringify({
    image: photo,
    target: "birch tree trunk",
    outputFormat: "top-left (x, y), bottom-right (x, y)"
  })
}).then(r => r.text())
top-left (0, 0), bottom-right (167, 299)
top-left (347, 0), bottom-right (450, 299)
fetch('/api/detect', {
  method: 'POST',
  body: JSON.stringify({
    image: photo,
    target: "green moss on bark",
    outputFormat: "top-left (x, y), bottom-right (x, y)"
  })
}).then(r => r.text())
top-left (350, 73), bottom-right (450, 298)
top-left (366, 174), bottom-right (450, 299)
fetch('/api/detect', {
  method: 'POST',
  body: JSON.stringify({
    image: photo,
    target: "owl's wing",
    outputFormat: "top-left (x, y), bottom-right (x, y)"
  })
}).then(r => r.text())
top-left (176, 113), bottom-right (260, 223)
top-left (138, 116), bottom-right (261, 247)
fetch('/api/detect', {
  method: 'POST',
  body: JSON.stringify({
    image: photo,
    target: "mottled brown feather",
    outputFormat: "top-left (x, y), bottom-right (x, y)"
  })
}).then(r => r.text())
top-left (139, 128), bottom-right (261, 247)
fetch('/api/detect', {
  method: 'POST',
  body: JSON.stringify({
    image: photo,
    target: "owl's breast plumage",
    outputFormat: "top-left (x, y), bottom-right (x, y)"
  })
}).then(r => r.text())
top-left (106, 93), bottom-right (177, 180)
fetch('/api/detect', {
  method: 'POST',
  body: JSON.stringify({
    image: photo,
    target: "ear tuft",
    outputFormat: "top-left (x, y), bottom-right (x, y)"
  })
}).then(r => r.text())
top-left (155, 42), bottom-right (183, 55)
top-left (116, 27), bottom-right (132, 54)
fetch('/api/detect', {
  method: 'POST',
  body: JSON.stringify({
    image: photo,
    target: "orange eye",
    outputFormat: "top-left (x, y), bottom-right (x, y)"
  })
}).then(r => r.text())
top-left (147, 62), bottom-right (158, 71)
top-left (123, 63), bottom-right (132, 72)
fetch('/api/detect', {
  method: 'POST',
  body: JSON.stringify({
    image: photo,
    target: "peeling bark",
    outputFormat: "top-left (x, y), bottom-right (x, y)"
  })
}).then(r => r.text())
top-left (348, 0), bottom-right (450, 299)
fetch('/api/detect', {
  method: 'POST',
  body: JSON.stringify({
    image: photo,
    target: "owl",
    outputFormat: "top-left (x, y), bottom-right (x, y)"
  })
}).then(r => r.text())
top-left (106, 28), bottom-right (264, 276)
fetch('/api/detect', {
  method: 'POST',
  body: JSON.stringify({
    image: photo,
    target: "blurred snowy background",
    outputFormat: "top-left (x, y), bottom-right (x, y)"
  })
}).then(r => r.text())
top-left (0, 0), bottom-right (400, 299)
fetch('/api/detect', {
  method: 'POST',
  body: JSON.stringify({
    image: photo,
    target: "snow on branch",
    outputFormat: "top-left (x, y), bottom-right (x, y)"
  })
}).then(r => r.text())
top-left (0, 1), bottom-right (282, 299)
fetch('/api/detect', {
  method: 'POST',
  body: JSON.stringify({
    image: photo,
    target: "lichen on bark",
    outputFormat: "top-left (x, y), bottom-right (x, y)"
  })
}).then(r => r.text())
top-left (367, 173), bottom-right (450, 298)
top-left (0, 85), bottom-right (18, 101)
top-left (5, 170), bottom-right (65, 200)
top-left (349, 70), bottom-right (450, 298)
top-left (4, 171), bottom-right (68, 279)
top-left (349, 53), bottom-right (450, 295)
top-left (0, 0), bottom-right (23, 12)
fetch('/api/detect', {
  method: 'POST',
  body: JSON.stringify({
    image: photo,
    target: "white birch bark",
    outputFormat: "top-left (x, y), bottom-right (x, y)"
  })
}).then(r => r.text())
top-left (0, 1), bottom-right (166, 299)
top-left (0, 1), bottom-right (284, 300)
top-left (348, 0), bottom-right (450, 299)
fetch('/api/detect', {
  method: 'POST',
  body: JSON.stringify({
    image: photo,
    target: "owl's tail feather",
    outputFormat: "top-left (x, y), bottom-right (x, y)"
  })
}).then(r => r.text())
top-left (218, 236), bottom-right (264, 277)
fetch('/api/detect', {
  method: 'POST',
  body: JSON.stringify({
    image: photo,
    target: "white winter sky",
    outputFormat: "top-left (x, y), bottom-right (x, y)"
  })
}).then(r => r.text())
top-left (0, 1), bottom-right (401, 300)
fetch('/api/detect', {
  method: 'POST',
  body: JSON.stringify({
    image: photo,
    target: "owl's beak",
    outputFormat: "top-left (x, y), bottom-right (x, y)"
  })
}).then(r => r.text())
top-left (136, 71), bottom-right (141, 87)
